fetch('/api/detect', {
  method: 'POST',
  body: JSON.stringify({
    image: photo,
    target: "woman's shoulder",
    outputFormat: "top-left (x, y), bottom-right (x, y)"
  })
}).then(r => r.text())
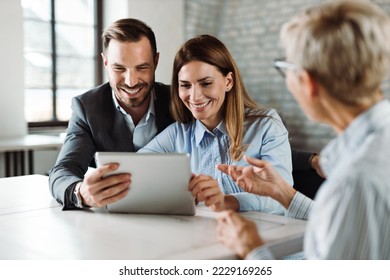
top-left (164, 120), bottom-right (196, 134)
top-left (244, 108), bottom-right (287, 135)
top-left (245, 107), bottom-right (283, 123)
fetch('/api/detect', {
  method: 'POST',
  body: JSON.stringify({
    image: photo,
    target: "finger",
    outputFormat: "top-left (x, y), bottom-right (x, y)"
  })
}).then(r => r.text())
top-left (216, 212), bottom-right (234, 232)
top-left (238, 171), bottom-right (259, 193)
top-left (228, 211), bottom-right (246, 225)
top-left (217, 231), bottom-right (229, 246)
top-left (85, 172), bottom-right (131, 202)
top-left (244, 156), bottom-right (266, 168)
top-left (216, 221), bottom-right (227, 241)
top-left (101, 173), bottom-right (131, 189)
top-left (210, 201), bottom-right (225, 212)
top-left (188, 173), bottom-right (200, 191)
top-left (86, 172), bottom-right (131, 197)
top-left (191, 180), bottom-right (218, 199)
top-left (189, 174), bottom-right (215, 194)
top-left (191, 174), bottom-right (213, 184)
top-left (228, 165), bottom-right (243, 182)
top-left (90, 180), bottom-right (130, 207)
top-left (216, 164), bottom-right (230, 175)
top-left (99, 187), bottom-right (129, 207)
top-left (216, 215), bottom-right (229, 236)
top-left (202, 191), bottom-right (223, 206)
top-left (236, 177), bottom-right (247, 190)
top-left (203, 192), bottom-right (224, 208)
top-left (235, 167), bottom-right (256, 189)
top-left (196, 185), bottom-right (221, 202)
top-left (93, 163), bottom-right (120, 179)
top-left (100, 180), bottom-right (130, 197)
top-left (216, 210), bottom-right (233, 222)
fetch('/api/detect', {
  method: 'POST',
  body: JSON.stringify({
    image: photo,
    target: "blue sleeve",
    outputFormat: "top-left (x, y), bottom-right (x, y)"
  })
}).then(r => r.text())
top-left (233, 192), bottom-right (285, 214)
top-left (231, 109), bottom-right (293, 212)
top-left (244, 109), bottom-right (293, 185)
top-left (138, 122), bottom-right (179, 153)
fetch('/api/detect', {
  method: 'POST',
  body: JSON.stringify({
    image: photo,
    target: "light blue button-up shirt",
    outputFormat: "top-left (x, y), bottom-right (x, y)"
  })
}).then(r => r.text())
top-left (248, 99), bottom-right (390, 259)
top-left (139, 108), bottom-right (293, 213)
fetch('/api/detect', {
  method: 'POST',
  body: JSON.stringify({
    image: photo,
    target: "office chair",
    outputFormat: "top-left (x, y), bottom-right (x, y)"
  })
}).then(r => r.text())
top-left (291, 150), bottom-right (325, 200)
top-left (292, 167), bottom-right (324, 199)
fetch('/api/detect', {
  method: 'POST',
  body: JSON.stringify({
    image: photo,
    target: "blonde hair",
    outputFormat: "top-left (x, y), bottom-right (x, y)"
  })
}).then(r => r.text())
top-left (280, 0), bottom-right (390, 105)
top-left (171, 35), bottom-right (265, 161)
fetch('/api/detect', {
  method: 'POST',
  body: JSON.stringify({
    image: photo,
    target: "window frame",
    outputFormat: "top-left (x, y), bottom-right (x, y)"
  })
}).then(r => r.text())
top-left (27, 0), bottom-right (103, 129)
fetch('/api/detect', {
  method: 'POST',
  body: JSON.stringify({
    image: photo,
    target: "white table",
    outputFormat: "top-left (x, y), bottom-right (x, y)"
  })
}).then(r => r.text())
top-left (0, 134), bottom-right (63, 176)
top-left (0, 175), bottom-right (307, 260)
top-left (0, 175), bottom-right (59, 215)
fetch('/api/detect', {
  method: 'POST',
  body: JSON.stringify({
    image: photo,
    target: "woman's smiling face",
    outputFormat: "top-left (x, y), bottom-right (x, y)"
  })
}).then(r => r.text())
top-left (178, 60), bottom-right (233, 130)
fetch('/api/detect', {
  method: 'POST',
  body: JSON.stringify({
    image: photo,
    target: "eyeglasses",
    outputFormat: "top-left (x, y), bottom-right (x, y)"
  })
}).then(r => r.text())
top-left (273, 58), bottom-right (297, 78)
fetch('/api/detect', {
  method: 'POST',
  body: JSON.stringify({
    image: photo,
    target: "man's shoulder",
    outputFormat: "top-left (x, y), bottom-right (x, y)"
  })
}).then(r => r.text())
top-left (76, 83), bottom-right (112, 101)
top-left (153, 82), bottom-right (174, 130)
top-left (72, 83), bottom-right (114, 114)
top-left (154, 82), bottom-right (171, 100)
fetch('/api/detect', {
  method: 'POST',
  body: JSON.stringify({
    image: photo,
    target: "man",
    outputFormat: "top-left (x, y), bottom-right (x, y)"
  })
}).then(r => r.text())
top-left (49, 18), bottom-right (173, 209)
top-left (217, 0), bottom-right (390, 259)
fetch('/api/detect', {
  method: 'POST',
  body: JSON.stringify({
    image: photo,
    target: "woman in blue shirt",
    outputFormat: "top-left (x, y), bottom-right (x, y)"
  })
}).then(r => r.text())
top-left (140, 34), bottom-right (293, 213)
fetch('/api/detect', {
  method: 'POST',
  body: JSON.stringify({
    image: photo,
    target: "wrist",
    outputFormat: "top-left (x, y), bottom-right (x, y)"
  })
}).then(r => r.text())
top-left (274, 181), bottom-right (296, 209)
top-left (224, 195), bottom-right (240, 211)
top-left (309, 153), bottom-right (318, 170)
top-left (73, 182), bottom-right (84, 208)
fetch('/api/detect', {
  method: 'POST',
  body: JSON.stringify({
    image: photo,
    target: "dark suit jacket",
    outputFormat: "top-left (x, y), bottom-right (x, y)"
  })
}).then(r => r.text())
top-left (49, 82), bottom-right (173, 209)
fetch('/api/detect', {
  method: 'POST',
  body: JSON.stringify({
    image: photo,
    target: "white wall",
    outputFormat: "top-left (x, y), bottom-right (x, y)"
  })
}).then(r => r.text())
top-left (103, 0), bottom-right (129, 28)
top-left (0, 0), bottom-right (27, 137)
top-left (104, 0), bottom-right (185, 84)
top-left (0, 0), bottom-right (27, 177)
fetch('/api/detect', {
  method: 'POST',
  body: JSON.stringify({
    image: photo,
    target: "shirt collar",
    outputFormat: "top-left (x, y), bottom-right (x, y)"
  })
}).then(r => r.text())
top-left (194, 120), bottom-right (228, 146)
top-left (320, 99), bottom-right (390, 177)
top-left (112, 89), bottom-right (156, 120)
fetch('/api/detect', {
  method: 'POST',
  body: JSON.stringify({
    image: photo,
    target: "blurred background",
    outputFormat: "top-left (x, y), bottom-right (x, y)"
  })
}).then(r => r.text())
top-left (1, 0), bottom-right (389, 176)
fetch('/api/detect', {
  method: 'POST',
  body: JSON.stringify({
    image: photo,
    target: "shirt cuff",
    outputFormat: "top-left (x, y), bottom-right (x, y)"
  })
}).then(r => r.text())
top-left (62, 181), bottom-right (81, 210)
top-left (232, 193), bottom-right (285, 215)
top-left (246, 246), bottom-right (275, 260)
top-left (286, 192), bottom-right (314, 220)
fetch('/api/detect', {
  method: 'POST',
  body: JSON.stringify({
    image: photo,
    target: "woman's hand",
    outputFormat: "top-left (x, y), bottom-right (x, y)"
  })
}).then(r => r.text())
top-left (189, 174), bottom-right (225, 211)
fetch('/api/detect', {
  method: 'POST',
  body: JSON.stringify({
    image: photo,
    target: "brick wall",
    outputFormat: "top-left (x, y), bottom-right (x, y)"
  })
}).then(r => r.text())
top-left (184, 0), bottom-right (390, 152)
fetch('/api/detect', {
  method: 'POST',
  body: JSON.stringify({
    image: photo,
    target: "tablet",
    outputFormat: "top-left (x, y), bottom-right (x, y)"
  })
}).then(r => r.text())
top-left (95, 152), bottom-right (196, 215)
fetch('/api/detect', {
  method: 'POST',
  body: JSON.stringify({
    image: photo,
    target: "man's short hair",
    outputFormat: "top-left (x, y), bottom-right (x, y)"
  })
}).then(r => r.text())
top-left (102, 18), bottom-right (157, 56)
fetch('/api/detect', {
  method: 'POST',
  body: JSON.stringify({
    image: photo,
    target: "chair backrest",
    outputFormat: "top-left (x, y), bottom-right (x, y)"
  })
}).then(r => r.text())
top-left (292, 168), bottom-right (325, 199)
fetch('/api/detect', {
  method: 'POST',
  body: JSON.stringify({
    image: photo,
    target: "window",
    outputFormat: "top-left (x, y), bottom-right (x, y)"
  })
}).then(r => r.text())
top-left (22, 0), bottom-right (102, 127)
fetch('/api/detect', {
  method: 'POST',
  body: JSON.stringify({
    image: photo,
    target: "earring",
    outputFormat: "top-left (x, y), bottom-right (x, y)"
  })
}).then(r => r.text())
top-left (226, 88), bottom-right (230, 92)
